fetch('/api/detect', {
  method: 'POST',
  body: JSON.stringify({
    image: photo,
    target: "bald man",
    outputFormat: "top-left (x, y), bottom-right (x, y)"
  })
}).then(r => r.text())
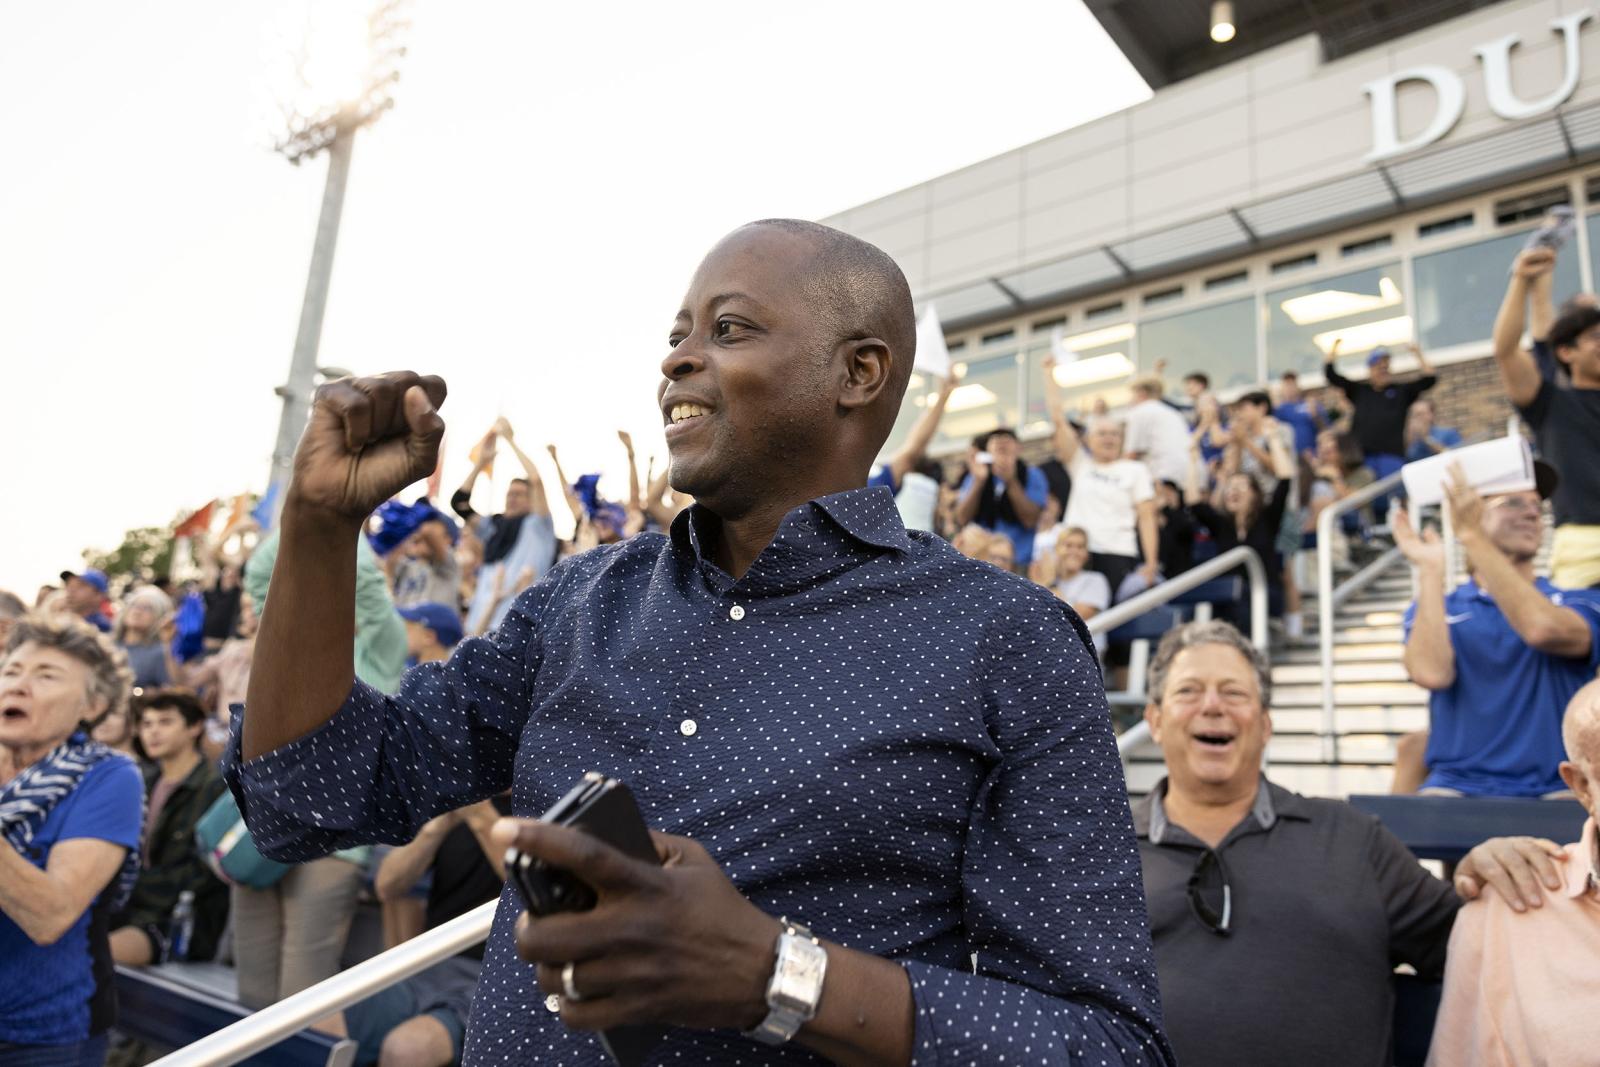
top-left (1427, 679), bottom-right (1600, 1066)
top-left (226, 221), bottom-right (1172, 1066)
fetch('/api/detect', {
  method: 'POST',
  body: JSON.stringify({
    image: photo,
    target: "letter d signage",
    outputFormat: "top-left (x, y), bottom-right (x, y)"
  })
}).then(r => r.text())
top-left (1362, 9), bottom-right (1593, 163)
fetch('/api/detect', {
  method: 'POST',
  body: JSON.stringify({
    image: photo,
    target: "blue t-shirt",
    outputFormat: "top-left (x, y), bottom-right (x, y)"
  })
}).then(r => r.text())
top-left (1404, 426), bottom-right (1462, 463)
top-left (957, 466), bottom-right (1050, 566)
top-left (1403, 579), bottom-right (1600, 797)
top-left (1273, 401), bottom-right (1322, 457)
top-left (0, 756), bottom-right (144, 1045)
top-left (867, 465), bottom-right (898, 495)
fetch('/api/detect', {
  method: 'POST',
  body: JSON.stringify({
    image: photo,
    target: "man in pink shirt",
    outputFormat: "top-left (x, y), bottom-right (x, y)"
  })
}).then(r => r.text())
top-left (1427, 678), bottom-right (1600, 1067)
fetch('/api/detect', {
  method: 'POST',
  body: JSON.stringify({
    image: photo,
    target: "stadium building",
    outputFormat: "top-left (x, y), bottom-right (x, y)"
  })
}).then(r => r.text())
top-left (837, 0), bottom-right (1600, 458)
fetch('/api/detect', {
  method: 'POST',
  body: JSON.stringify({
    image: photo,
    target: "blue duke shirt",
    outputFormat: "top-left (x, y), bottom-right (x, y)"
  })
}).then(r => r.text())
top-left (1403, 577), bottom-right (1600, 797)
top-left (224, 487), bottom-right (1172, 1066)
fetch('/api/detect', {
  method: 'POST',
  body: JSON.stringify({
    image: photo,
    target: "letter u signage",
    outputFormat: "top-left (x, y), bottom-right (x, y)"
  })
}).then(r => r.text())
top-left (1364, 10), bottom-right (1592, 162)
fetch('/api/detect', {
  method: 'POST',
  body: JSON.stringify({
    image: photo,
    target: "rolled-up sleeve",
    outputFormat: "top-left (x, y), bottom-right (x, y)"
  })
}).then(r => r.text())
top-left (904, 589), bottom-right (1174, 1066)
top-left (222, 575), bottom-right (559, 862)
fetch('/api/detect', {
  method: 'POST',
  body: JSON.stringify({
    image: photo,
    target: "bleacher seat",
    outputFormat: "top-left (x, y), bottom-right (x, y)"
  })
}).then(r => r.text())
top-left (1348, 794), bottom-right (1589, 863)
top-left (114, 966), bottom-right (357, 1067)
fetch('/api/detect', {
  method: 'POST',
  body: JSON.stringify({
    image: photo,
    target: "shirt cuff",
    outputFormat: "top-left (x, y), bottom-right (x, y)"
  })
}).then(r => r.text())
top-left (220, 680), bottom-right (391, 862)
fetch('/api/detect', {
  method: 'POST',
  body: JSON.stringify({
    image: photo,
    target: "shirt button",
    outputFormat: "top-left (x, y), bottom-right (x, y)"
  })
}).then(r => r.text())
top-left (729, 604), bottom-right (746, 621)
top-left (545, 994), bottom-right (562, 1013)
top-left (679, 719), bottom-right (698, 737)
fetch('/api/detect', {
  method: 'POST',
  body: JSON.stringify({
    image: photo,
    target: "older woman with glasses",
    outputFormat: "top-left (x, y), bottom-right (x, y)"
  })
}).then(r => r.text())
top-left (0, 614), bottom-right (143, 1067)
top-left (1130, 619), bottom-right (1563, 1067)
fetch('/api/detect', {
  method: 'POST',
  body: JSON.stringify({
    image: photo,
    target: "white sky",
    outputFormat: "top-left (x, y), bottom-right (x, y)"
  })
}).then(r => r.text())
top-left (1, 1), bottom-right (1148, 596)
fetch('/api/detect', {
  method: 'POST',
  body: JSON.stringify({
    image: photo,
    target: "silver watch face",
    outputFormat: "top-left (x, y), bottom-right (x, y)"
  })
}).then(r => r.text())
top-left (771, 936), bottom-right (826, 1013)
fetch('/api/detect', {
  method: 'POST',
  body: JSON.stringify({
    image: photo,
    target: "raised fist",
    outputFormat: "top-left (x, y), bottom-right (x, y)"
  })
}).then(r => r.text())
top-left (288, 371), bottom-right (447, 524)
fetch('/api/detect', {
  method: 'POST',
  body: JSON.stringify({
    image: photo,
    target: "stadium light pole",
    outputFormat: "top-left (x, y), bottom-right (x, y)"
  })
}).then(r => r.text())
top-left (266, 0), bottom-right (408, 523)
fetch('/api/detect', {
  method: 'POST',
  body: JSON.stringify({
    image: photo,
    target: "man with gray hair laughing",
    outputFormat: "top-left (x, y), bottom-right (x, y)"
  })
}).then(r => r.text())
top-left (1130, 619), bottom-right (1557, 1067)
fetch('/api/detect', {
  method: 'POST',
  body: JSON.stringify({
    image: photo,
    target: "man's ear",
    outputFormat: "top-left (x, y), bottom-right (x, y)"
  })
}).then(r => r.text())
top-left (836, 338), bottom-right (893, 413)
top-left (1144, 701), bottom-right (1162, 743)
top-left (1559, 760), bottom-right (1593, 813)
top-left (1554, 342), bottom-right (1577, 369)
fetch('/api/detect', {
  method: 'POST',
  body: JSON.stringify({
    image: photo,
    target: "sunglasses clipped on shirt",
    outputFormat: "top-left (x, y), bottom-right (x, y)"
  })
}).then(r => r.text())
top-left (1187, 847), bottom-right (1234, 936)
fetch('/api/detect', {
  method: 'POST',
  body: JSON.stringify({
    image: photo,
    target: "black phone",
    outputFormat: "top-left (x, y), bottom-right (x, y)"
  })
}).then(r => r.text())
top-left (506, 773), bottom-right (664, 1067)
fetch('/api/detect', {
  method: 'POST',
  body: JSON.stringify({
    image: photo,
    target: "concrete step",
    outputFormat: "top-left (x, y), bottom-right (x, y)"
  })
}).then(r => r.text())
top-left (1268, 704), bottom-right (1428, 735)
top-left (1271, 661), bottom-right (1410, 684)
top-left (1125, 760), bottom-right (1396, 798)
top-left (1276, 643), bottom-right (1406, 665)
top-left (1266, 733), bottom-right (1398, 764)
top-left (1274, 681), bottom-right (1427, 707)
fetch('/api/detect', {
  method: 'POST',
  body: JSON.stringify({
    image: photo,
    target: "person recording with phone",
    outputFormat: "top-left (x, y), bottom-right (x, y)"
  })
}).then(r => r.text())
top-left (224, 220), bottom-right (1173, 1066)
top-left (951, 428), bottom-right (1047, 570)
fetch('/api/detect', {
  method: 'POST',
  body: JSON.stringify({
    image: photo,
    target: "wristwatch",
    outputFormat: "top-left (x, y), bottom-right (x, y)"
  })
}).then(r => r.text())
top-left (746, 918), bottom-right (828, 1045)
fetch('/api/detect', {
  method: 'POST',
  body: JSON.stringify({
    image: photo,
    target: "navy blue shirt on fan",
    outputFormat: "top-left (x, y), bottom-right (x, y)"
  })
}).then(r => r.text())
top-left (224, 486), bottom-right (1171, 1066)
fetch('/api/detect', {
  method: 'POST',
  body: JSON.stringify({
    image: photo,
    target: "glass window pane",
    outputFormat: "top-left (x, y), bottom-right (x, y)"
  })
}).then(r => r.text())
top-left (1139, 297), bottom-right (1258, 392)
top-left (1023, 324), bottom-right (1136, 429)
top-left (1266, 261), bottom-right (1405, 379)
top-left (1415, 229), bottom-right (1582, 350)
top-left (930, 350), bottom-right (1023, 451)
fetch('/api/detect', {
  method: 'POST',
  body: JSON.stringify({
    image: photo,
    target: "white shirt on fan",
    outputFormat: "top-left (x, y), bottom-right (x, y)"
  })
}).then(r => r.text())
top-left (1062, 451), bottom-right (1155, 558)
top-left (1121, 397), bottom-right (1193, 485)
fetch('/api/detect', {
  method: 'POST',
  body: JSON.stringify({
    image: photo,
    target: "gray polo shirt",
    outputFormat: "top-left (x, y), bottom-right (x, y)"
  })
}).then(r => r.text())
top-left (1133, 777), bottom-right (1460, 1067)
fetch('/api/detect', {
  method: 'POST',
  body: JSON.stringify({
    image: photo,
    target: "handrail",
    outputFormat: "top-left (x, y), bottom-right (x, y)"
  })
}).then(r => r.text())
top-left (1101, 545), bottom-right (1270, 757)
top-left (148, 900), bottom-right (497, 1067)
top-left (1316, 468), bottom-right (1405, 764)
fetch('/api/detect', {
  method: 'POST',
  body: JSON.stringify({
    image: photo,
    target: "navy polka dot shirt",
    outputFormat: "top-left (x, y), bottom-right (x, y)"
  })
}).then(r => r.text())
top-left (224, 487), bottom-right (1173, 1066)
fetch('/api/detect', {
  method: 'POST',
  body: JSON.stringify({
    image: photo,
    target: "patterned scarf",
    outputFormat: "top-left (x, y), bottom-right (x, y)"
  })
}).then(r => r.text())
top-left (1, 731), bottom-right (143, 910)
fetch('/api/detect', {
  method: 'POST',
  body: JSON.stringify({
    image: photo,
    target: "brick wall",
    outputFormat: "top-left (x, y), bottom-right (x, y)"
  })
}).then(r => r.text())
top-left (1417, 356), bottom-right (1520, 443)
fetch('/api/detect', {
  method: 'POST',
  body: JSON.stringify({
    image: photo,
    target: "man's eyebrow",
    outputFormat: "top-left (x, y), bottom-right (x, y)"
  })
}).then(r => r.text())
top-left (674, 292), bottom-right (772, 324)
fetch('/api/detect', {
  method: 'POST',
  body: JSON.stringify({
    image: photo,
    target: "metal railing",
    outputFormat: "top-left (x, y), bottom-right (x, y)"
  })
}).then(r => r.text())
top-left (1101, 545), bottom-right (1269, 757)
top-left (149, 901), bottom-right (497, 1067)
top-left (1315, 469), bottom-right (1406, 765)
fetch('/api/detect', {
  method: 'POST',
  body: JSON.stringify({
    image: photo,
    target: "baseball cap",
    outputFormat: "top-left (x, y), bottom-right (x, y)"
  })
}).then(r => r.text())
top-left (60, 568), bottom-right (109, 595)
top-left (397, 602), bottom-right (464, 648)
top-left (1366, 347), bottom-right (1391, 367)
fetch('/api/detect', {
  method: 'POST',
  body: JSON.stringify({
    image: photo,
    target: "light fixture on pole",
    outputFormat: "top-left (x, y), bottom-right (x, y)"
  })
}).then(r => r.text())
top-left (1210, 1), bottom-right (1236, 43)
top-left (264, 0), bottom-right (409, 524)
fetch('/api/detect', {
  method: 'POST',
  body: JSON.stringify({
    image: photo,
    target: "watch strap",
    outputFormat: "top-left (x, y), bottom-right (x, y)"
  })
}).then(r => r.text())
top-left (746, 918), bottom-right (826, 1046)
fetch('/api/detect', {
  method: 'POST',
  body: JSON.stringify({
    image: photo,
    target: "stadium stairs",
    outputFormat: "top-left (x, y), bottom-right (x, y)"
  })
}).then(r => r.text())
top-left (1123, 556), bottom-right (1420, 799)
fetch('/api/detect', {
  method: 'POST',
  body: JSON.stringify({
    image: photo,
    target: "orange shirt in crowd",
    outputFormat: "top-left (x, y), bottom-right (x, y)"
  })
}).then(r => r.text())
top-left (1426, 818), bottom-right (1600, 1067)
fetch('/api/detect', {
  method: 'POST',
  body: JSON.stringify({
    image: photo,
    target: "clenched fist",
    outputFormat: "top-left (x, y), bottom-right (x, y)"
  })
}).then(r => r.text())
top-left (288, 371), bottom-right (448, 524)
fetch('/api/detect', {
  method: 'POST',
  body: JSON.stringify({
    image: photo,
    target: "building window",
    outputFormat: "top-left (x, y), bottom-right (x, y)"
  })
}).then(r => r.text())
top-left (1140, 298), bottom-right (1257, 392)
top-left (1023, 322), bottom-right (1136, 428)
top-left (1341, 235), bottom-right (1392, 257)
top-left (928, 349), bottom-right (1023, 450)
top-left (1414, 229), bottom-right (1582, 350)
top-left (1030, 316), bottom-right (1066, 334)
top-left (1419, 213), bottom-right (1474, 238)
top-left (1271, 252), bottom-right (1318, 275)
top-left (1265, 262), bottom-right (1406, 379)
top-left (1204, 269), bottom-right (1249, 291)
top-left (1086, 300), bottom-right (1125, 320)
top-left (1143, 286), bottom-right (1184, 307)
top-left (981, 328), bottom-right (1015, 348)
top-left (1494, 186), bottom-right (1569, 227)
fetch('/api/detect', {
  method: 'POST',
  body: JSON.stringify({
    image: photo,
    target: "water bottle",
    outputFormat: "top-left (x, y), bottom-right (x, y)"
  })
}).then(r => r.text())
top-left (167, 890), bottom-right (195, 962)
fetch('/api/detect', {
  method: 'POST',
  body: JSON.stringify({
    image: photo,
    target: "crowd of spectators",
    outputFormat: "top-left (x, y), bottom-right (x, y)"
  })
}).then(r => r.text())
top-left (2, 233), bottom-right (1598, 1067)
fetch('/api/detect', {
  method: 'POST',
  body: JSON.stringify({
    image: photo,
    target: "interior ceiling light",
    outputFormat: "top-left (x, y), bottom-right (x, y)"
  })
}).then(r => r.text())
top-left (1281, 276), bottom-right (1403, 326)
top-left (1312, 315), bottom-right (1414, 355)
top-left (1211, 1), bottom-right (1236, 44)
top-left (1052, 352), bottom-right (1135, 388)
top-left (1059, 322), bottom-right (1136, 351)
top-left (945, 383), bottom-right (1000, 412)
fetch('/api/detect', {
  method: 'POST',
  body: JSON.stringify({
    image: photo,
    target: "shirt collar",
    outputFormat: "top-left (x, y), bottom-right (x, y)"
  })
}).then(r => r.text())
top-left (1135, 776), bottom-right (1309, 845)
top-left (1568, 817), bottom-right (1600, 900)
top-left (670, 486), bottom-right (913, 592)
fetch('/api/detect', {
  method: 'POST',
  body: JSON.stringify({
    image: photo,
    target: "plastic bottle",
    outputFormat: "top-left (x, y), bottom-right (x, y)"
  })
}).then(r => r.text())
top-left (167, 890), bottom-right (196, 962)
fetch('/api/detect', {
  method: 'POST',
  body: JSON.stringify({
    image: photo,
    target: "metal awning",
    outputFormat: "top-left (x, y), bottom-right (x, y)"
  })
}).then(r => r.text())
top-left (923, 96), bottom-right (1600, 329)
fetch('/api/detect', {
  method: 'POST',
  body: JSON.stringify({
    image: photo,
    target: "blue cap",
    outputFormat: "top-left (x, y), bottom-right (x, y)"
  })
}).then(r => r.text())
top-left (1366, 347), bottom-right (1391, 367)
top-left (60, 568), bottom-right (109, 595)
top-left (397, 602), bottom-right (464, 648)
